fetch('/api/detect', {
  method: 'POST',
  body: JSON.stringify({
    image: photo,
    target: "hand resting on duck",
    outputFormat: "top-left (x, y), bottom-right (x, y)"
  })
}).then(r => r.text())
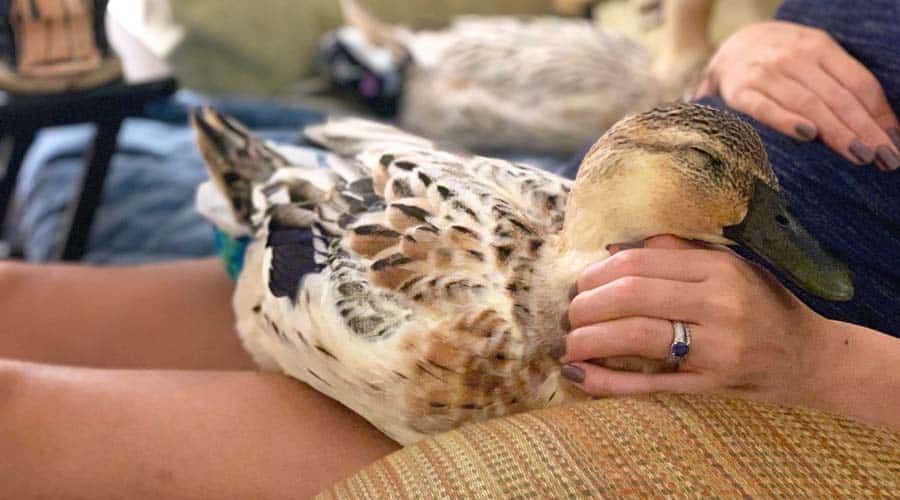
top-left (557, 235), bottom-right (900, 430)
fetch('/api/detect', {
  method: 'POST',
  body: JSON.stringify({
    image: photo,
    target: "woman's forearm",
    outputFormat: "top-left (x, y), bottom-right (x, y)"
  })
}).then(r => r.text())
top-left (805, 318), bottom-right (900, 430)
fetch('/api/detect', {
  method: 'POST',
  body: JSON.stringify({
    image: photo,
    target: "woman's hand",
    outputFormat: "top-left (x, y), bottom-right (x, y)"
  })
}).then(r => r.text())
top-left (556, 236), bottom-right (829, 410)
top-left (696, 21), bottom-right (900, 171)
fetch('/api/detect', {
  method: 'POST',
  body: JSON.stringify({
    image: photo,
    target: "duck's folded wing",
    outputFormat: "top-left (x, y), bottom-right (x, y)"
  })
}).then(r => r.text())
top-left (305, 117), bottom-right (436, 158)
top-left (239, 118), bottom-right (573, 443)
top-left (306, 117), bottom-right (573, 227)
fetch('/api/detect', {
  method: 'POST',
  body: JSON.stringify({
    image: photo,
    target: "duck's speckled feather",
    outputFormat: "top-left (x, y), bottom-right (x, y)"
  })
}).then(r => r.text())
top-left (199, 113), bottom-right (574, 443)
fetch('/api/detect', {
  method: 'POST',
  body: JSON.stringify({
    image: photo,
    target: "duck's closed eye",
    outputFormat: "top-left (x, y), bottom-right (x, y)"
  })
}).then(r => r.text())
top-left (689, 146), bottom-right (724, 173)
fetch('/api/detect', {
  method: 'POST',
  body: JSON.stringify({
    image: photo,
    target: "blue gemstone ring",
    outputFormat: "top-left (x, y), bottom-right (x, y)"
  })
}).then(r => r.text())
top-left (665, 321), bottom-right (692, 370)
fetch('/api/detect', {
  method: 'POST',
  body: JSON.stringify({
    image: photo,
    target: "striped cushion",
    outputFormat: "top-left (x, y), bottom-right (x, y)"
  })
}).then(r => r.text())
top-left (322, 394), bottom-right (899, 498)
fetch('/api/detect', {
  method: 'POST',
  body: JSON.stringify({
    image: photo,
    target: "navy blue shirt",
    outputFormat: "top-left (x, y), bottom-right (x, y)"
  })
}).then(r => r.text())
top-left (563, 0), bottom-right (900, 336)
top-left (736, 0), bottom-right (900, 336)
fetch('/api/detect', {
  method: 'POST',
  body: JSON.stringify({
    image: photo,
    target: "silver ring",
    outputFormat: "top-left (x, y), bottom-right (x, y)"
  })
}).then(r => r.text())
top-left (665, 321), bottom-right (692, 370)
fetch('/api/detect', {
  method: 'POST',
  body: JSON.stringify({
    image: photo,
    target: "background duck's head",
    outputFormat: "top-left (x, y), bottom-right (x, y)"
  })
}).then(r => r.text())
top-left (561, 102), bottom-right (853, 301)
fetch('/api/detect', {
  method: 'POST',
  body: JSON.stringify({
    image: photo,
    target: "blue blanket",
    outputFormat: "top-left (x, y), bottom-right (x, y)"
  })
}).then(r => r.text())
top-left (10, 92), bottom-right (325, 264)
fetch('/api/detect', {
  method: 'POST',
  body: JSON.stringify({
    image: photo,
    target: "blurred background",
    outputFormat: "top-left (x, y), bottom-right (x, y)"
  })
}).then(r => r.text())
top-left (115, 0), bottom-right (778, 96)
top-left (0, 0), bottom-right (780, 264)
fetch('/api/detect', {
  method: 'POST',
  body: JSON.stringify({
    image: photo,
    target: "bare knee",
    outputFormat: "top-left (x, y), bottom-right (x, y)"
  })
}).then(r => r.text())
top-left (0, 359), bottom-right (28, 407)
top-left (0, 261), bottom-right (28, 301)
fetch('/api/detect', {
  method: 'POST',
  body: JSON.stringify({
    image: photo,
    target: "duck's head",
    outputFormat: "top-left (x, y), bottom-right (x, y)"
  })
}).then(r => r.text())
top-left (562, 102), bottom-right (853, 301)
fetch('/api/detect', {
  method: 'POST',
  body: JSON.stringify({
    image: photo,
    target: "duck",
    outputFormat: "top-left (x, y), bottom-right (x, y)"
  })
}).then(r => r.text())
top-left (552, 0), bottom-right (783, 96)
top-left (553, 0), bottom-right (662, 26)
top-left (323, 0), bottom-right (718, 155)
top-left (192, 103), bottom-right (852, 445)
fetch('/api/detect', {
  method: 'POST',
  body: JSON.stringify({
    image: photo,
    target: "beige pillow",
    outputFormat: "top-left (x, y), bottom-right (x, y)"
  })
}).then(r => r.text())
top-left (323, 394), bottom-right (900, 498)
top-left (169, 0), bottom-right (552, 95)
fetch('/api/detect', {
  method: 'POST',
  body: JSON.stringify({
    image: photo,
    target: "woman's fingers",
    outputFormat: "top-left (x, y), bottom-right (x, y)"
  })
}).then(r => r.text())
top-left (577, 238), bottom-right (732, 296)
top-left (773, 72), bottom-right (875, 165)
top-left (561, 316), bottom-right (720, 372)
top-left (731, 71), bottom-right (865, 162)
top-left (560, 362), bottom-right (711, 397)
top-left (568, 277), bottom-right (701, 329)
top-left (783, 63), bottom-right (900, 169)
top-left (822, 57), bottom-right (900, 171)
top-left (570, 243), bottom-right (737, 329)
top-left (577, 249), bottom-right (711, 294)
top-left (732, 66), bottom-right (894, 167)
top-left (702, 21), bottom-right (899, 171)
top-left (728, 87), bottom-right (819, 143)
top-left (641, 234), bottom-right (703, 250)
top-left (821, 50), bottom-right (900, 131)
top-left (562, 317), bottom-right (675, 363)
top-left (607, 235), bottom-right (702, 253)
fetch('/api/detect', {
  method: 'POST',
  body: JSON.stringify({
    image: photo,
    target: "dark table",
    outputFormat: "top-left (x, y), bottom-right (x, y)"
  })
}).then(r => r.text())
top-left (0, 76), bottom-right (177, 260)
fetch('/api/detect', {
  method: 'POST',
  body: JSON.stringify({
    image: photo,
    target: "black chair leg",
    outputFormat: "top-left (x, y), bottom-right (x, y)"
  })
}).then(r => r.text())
top-left (57, 118), bottom-right (122, 260)
top-left (0, 128), bottom-right (36, 238)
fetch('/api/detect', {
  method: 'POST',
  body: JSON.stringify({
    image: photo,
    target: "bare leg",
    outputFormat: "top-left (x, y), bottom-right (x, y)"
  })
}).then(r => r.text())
top-left (1, 360), bottom-right (400, 498)
top-left (0, 259), bottom-right (254, 370)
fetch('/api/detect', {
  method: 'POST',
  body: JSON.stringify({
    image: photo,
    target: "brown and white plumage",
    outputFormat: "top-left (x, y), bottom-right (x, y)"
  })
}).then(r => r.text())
top-left (193, 103), bottom-right (851, 445)
top-left (195, 109), bottom-right (576, 444)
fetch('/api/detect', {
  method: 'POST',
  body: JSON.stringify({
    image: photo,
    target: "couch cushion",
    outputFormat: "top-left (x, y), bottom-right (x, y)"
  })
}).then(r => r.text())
top-left (323, 394), bottom-right (899, 498)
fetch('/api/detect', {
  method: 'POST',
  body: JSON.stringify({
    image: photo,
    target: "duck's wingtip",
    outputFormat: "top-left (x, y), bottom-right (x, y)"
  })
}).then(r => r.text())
top-left (192, 110), bottom-right (287, 226)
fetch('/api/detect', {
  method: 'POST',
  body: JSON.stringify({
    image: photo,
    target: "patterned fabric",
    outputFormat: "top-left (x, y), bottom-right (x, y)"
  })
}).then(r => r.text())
top-left (322, 394), bottom-right (900, 498)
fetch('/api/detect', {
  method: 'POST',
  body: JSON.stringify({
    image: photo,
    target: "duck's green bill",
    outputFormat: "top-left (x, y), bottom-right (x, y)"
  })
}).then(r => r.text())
top-left (723, 179), bottom-right (854, 302)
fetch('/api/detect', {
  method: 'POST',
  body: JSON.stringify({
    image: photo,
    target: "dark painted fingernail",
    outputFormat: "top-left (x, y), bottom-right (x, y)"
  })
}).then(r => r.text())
top-left (561, 364), bottom-right (585, 383)
top-left (849, 140), bottom-right (875, 164)
top-left (568, 282), bottom-right (579, 300)
top-left (560, 310), bottom-right (571, 332)
top-left (888, 127), bottom-right (900, 151)
top-left (549, 337), bottom-right (567, 360)
top-left (875, 145), bottom-right (900, 171)
top-left (794, 123), bottom-right (817, 141)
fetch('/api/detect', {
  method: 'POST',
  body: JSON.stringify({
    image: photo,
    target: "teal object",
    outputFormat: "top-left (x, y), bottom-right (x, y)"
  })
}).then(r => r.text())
top-left (214, 228), bottom-right (251, 281)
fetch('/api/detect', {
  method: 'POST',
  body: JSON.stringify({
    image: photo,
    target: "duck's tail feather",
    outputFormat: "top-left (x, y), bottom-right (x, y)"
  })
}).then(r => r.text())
top-left (192, 106), bottom-right (292, 231)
